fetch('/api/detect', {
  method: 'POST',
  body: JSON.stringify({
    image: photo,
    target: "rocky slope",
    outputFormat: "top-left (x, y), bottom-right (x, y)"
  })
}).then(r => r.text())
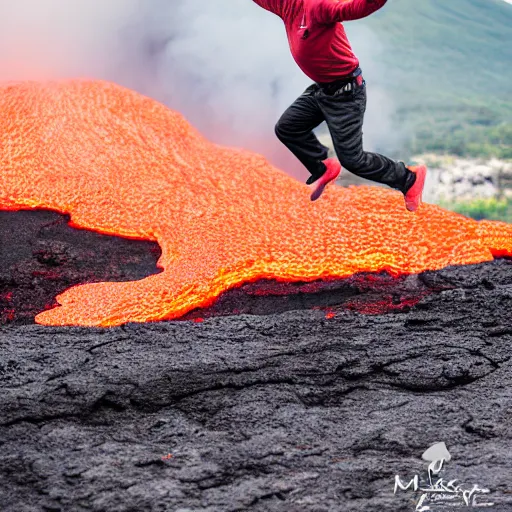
top-left (413, 155), bottom-right (512, 204)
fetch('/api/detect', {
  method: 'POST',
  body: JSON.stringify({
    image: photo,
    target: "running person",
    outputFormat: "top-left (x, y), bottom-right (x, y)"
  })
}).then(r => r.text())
top-left (252, 0), bottom-right (427, 209)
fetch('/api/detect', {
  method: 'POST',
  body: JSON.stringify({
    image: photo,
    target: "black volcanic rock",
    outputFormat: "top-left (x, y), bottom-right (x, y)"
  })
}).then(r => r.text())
top-left (0, 210), bottom-right (162, 324)
top-left (0, 210), bottom-right (511, 511)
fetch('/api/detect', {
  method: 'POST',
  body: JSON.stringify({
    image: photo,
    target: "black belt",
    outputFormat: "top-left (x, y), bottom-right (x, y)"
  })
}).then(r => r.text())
top-left (316, 67), bottom-right (363, 95)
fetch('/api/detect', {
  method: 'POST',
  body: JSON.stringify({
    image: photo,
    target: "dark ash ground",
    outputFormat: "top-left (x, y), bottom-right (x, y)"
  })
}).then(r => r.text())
top-left (1, 210), bottom-right (511, 511)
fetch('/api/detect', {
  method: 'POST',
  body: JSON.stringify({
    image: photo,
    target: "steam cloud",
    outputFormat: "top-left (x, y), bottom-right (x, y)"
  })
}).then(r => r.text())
top-left (0, 0), bottom-right (403, 180)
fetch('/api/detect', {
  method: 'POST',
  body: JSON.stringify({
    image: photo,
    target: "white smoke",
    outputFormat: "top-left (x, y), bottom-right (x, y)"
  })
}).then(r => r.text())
top-left (0, 0), bottom-right (403, 181)
top-left (0, 0), bottom-right (138, 80)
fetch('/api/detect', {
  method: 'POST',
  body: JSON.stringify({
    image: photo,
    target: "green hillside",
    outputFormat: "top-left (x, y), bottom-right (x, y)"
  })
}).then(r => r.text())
top-left (353, 0), bottom-right (512, 158)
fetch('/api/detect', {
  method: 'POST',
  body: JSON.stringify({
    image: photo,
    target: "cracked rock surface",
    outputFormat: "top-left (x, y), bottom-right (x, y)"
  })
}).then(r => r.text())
top-left (1, 257), bottom-right (512, 511)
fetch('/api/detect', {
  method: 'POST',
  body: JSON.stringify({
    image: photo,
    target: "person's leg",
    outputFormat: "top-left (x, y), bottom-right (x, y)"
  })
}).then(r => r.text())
top-left (275, 84), bottom-right (330, 183)
top-left (317, 83), bottom-right (415, 194)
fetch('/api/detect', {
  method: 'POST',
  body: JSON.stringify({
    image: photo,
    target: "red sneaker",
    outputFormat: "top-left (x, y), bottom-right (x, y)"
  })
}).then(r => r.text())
top-left (404, 165), bottom-right (427, 212)
top-left (310, 158), bottom-right (342, 201)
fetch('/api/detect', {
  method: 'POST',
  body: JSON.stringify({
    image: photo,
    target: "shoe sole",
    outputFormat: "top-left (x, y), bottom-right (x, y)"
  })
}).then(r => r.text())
top-left (405, 166), bottom-right (427, 212)
top-left (310, 167), bottom-right (341, 201)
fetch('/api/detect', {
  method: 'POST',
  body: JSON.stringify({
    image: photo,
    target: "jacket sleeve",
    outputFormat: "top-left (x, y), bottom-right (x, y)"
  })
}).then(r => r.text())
top-left (251, 0), bottom-right (284, 17)
top-left (310, 0), bottom-right (387, 24)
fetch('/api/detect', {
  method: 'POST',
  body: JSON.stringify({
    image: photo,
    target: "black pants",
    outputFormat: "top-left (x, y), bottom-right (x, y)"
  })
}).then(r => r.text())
top-left (275, 74), bottom-right (413, 194)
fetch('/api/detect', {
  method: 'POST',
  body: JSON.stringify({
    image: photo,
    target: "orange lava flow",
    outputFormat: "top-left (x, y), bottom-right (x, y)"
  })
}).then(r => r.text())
top-left (1, 80), bottom-right (511, 327)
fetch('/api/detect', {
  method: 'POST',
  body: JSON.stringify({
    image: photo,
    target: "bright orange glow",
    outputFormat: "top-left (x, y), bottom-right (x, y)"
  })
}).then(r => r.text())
top-left (1, 80), bottom-right (511, 327)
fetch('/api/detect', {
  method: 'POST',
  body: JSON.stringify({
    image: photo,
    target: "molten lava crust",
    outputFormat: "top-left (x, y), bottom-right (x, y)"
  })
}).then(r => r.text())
top-left (1, 80), bottom-right (511, 327)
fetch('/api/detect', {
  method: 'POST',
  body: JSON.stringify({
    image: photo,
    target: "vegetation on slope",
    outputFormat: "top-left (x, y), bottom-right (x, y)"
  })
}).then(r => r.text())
top-left (356, 0), bottom-right (512, 158)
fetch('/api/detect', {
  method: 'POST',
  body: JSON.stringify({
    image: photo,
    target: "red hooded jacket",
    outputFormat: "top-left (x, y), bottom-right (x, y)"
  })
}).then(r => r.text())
top-left (252, 0), bottom-right (387, 83)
